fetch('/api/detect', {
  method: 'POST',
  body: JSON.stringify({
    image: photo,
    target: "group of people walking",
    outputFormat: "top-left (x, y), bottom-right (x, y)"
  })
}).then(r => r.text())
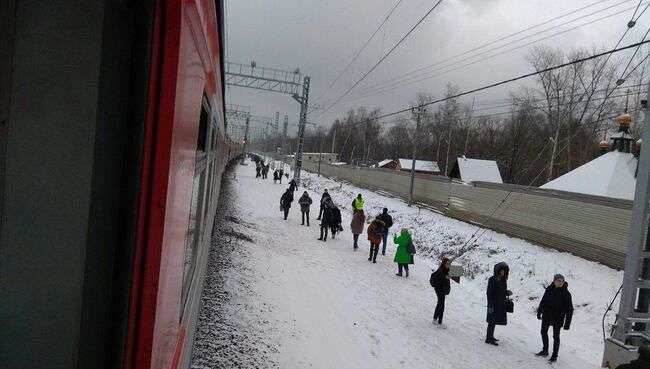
top-left (253, 158), bottom-right (288, 185)
top-left (275, 175), bottom-right (577, 364)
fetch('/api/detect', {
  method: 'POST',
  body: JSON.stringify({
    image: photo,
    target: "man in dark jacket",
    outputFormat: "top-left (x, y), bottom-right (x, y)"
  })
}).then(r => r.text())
top-left (377, 208), bottom-right (393, 255)
top-left (298, 191), bottom-right (312, 226)
top-left (536, 274), bottom-right (574, 363)
top-left (486, 262), bottom-right (509, 346)
top-left (430, 258), bottom-right (452, 326)
top-left (280, 189), bottom-right (293, 220)
top-left (616, 345), bottom-right (650, 369)
top-left (289, 179), bottom-right (298, 192)
top-left (317, 190), bottom-right (329, 220)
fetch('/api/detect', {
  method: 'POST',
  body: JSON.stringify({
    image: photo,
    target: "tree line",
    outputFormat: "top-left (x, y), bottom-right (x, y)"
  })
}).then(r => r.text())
top-left (278, 45), bottom-right (649, 186)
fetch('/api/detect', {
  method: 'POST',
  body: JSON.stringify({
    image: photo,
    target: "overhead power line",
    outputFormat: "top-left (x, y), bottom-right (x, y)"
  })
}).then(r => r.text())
top-left (348, 0), bottom-right (624, 99)
top-left (349, 1), bottom-right (648, 101)
top-left (312, 0), bottom-right (404, 104)
top-left (320, 0), bottom-right (444, 115)
top-left (340, 39), bottom-right (650, 127)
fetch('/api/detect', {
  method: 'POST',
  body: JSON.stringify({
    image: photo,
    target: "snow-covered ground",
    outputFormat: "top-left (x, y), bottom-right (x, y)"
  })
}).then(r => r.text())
top-left (192, 159), bottom-right (624, 369)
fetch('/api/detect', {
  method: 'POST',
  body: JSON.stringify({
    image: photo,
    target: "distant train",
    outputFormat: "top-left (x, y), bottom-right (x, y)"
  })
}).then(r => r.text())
top-left (0, 1), bottom-right (241, 368)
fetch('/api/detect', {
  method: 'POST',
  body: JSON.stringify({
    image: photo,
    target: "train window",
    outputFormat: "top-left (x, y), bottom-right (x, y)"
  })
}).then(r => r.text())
top-left (181, 170), bottom-right (206, 311)
top-left (197, 96), bottom-right (209, 153)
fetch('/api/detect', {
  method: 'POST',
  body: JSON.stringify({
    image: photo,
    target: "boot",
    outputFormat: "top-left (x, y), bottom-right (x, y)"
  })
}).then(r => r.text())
top-left (405, 269), bottom-right (409, 277)
top-left (535, 350), bottom-right (548, 357)
top-left (485, 339), bottom-right (498, 346)
top-left (395, 273), bottom-right (403, 277)
top-left (548, 355), bottom-right (557, 363)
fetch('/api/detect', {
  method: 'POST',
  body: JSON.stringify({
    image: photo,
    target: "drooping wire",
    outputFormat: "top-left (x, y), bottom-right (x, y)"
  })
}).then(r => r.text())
top-left (311, 0), bottom-right (405, 104)
top-left (319, 0), bottom-right (444, 115)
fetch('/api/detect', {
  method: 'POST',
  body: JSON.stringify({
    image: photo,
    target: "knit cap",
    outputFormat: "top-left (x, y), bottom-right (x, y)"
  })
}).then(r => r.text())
top-left (553, 274), bottom-right (565, 281)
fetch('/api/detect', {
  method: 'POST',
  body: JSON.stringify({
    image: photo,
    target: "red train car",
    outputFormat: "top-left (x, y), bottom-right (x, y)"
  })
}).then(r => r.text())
top-left (0, 1), bottom-right (239, 368)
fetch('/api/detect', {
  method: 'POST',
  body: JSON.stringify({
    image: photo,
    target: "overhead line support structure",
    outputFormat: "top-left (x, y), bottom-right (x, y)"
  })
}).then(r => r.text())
top-left (225, 62), bottom-right (311, 184)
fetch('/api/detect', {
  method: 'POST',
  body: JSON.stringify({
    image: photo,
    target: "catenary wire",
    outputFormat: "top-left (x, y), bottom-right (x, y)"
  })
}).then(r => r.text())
top-left (320, 0), bottom-right (444, 115)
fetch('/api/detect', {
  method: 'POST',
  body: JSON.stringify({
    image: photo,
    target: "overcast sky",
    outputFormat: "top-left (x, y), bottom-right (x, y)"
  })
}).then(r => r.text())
top-left (224, 0), bottom-right (650, 137)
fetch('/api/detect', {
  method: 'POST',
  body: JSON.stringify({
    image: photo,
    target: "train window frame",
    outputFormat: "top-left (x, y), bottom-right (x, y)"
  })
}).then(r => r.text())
top-left (196, 94), bottom-right (209, 154)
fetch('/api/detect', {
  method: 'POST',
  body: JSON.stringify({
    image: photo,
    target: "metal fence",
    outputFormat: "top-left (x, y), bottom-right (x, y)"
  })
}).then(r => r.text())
top-left (291, 158), bottom-right (631, 269)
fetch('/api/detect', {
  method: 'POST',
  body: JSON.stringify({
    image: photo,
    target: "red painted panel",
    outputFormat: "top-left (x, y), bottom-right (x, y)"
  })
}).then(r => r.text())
top-left (130, 1), bottom-right (225, 368)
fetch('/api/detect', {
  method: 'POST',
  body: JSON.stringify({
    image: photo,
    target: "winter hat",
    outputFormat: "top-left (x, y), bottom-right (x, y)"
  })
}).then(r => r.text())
top-left (400, 227), bottom-right (409, 234)
top-left (382, 208), bottom-right (388, 213)
top-left (553, 274), bottom-right (565, 281)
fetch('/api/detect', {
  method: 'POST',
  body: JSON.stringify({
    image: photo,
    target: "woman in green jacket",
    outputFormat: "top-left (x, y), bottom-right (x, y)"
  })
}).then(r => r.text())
top-left (393, 227), bottom-right (414, 277)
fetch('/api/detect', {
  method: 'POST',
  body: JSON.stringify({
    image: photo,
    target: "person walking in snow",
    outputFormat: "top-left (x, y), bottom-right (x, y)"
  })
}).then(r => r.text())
top-left (318, 203), bottom-right (333, 241)
top-left (298, 191), bottom-right (313, 226)
top-left (615, 345), bottom-right (650, 369)
top-left (351, 193), bottom-right (364, 212)
top-left (289, 178), bottom-right (298, 192)
top-left (280, 188), bottom-right (293, 220)
top-left (317, 190), bottom-right (329, 220)
top-left (535, 274), bottom-right (574, 363)
top-left (430, 257), bottom-right (452, 327)
top-left (486, 262), bottom-right (509, 346)
top-left (393, 228), bottom-right (413, 277)
top-left (255, 163), bottom-right (261, 178)
top-left (366, 217), bottom-right (385, 263)
top-left (262, 165), bottom-right (269, 179)
top-left (278, 169), bottom-right (284, 184)
top-left (376, 208), bottom-right (393, 255)
top-left (273, 170), bottom-right (279, 184)
top-left (330, 205), bottom-right (342, 239)
top-left (350, 210), bottom-right (366, 250)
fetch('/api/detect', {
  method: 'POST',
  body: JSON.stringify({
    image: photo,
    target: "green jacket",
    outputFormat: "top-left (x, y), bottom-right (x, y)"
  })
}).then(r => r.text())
top-left (393, 233), bottom-right (413, 264)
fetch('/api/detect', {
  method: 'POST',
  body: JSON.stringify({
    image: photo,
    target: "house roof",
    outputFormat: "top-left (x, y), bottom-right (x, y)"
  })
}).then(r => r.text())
top-left (377, 159), bottom-right (396, 167)
top-left (540, 151), bottom-right (637, 200)
top-left (455, 157), bottom-right (503, 183)
top-left (398, 159), bottom-right (441, 173)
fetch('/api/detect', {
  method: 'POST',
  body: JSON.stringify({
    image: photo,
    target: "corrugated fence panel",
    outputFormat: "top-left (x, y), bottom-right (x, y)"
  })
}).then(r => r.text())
top-left (271, 155), bottom-right (632, 269)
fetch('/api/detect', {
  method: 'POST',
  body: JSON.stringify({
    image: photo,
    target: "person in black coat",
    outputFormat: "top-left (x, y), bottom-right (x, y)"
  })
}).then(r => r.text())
top-left (377, 208), bottom-right (393, 255)
top-left (317, 190), bottom-right (329, 220)
top-left (280, 189), bottom-right (293, 220)
top-left (330, 206), bottom-right (342, 239)
top-left (318, 205), bottom-right (333, 241)
top-left (289, 179), bottom-right (298, 192)
top-left (616, 345), bottom-right (650, 369)
top-left (536, 274), bottom-right (574, 363)
top-left (486, 262), bottom-right (509, 346)
top-left (430, 257), bottom-right (452, 326)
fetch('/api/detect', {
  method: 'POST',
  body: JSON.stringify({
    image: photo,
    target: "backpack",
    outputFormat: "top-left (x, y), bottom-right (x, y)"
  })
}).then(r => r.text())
top-left (429, 271), bottom-right (437, 288)
top-left (374, 225), bottom-right (383, 237)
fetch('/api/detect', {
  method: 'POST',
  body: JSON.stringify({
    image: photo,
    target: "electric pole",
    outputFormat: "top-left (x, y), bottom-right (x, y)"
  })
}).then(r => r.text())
top-left (408, 107), bottom-right (425, 207)
top-left (293, 76), bottom-right (310, 185)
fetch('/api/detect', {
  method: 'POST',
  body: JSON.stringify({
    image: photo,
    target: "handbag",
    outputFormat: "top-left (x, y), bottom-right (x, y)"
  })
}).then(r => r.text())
top-left (506, 297), bottom-right (514, 313)
top-left (406, 240), bottom-right (416, 255)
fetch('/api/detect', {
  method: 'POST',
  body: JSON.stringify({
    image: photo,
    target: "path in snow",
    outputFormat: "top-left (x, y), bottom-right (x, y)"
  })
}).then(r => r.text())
top-left (193, 160), bottom-right (623, 369)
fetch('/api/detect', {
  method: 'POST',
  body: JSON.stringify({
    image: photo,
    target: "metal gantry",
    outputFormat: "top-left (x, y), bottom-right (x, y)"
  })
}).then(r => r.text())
top-left (603, 84), bottom-right (650, 368)
top-left (225, 62), bottom-right (310, 184)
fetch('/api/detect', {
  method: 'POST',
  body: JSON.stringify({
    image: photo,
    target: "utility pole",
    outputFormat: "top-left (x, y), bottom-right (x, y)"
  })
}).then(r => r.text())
top-left (331, 126), bottom-right (336, 154)
top-left (244, 116), bottom-right (250, 155)
top-left (408, 107), bottom-right (425, 207)
top-left (292, 76), bottom-right (310, 185)
top-left (318, 135), bottom-right (323, 177)
top-left (282, 115), bottom-right (289, 156)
